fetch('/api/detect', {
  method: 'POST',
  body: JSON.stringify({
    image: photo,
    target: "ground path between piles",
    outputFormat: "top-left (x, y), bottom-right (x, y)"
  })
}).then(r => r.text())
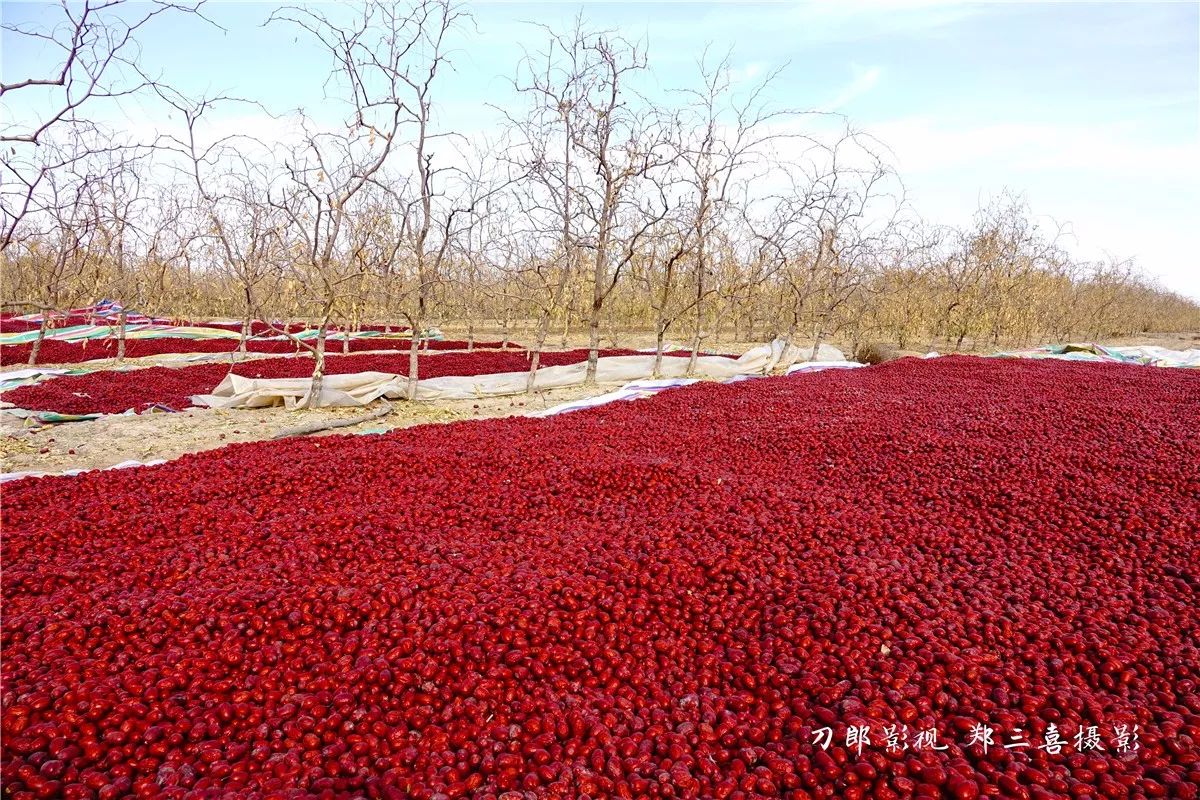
top-left (0, 348), bottom-right (660, 414)
top-left (0, 382), bottom-right (610, 479)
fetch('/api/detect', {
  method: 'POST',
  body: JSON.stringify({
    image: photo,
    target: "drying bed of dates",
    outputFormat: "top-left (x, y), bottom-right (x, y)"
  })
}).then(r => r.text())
top-left (0, 338), bottom-right (505, 367)
top-left (2, 356), bottom-right (1198, 800)
top-left (0, 318), bottom-right (404, 335)
top-left (0, 349), bottom-right (645, 414)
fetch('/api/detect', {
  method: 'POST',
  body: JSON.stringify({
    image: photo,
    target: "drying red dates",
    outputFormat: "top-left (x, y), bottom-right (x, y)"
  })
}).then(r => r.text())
top-left (0, 337), bottom-right (508, 367)
top-left (1, 349), bottom-right (643, 414)
top-left (2, 357), bottom-right (1198, 798)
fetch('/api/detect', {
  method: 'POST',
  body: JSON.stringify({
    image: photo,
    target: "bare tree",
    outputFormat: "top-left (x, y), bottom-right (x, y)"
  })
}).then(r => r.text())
top-left (807, 133), bottom-right (902, 359)
top-left (153, 92), bottom-right (285, 356)
top-left (267, 0), bottom-right (464, 406)
top-left (501, 21), bottom-right (595, 392)
top-left (2, 150), bottom-right (104, 363)
top-left (1, 0), bottom-right (210, 251)
top-left (742, 170), bottom-right (821, 363)
top-left (515, 20), bottom-right (672, 384)
top-left (670, 53), bottom-right (796, 373)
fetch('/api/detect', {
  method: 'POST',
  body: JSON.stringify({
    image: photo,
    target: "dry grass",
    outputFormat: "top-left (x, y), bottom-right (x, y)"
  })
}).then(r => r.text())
top-left (852, 342), bottom-right (899, 365)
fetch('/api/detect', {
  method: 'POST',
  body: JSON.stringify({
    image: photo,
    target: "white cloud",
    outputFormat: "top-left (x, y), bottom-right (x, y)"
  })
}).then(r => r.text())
top-left (869, 116), bottom-right (1199, 182)
top-left (627, 0), bottom-right (977, 47)
top-left (867, 115), bottom-right (1200, 297)
top-left (822, 65), bottom-right (883, 111)
top-left (729, 61), bottom-right (767, 82)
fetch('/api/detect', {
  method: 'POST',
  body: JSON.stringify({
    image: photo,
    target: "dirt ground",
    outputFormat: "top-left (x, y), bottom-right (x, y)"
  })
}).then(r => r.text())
top-left (1, 344), bottom-right (622, 479)
top-left (0, 382), bottom-right (610, 479)
top-left (2, 332), bottom-right (1195, 480)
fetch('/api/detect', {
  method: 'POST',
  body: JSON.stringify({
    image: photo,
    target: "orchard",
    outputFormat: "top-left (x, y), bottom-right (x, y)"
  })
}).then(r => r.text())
top-left (2, 356), bottom-right (1197, 799)
top-left (0, 349), bottom-right (648, 415)
top-left (0, 339), bottom-right (508, 368)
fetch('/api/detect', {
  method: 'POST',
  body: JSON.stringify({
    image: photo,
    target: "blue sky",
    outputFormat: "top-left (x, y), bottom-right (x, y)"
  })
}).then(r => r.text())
top-left (3, 1), bottom-right (1198, 298)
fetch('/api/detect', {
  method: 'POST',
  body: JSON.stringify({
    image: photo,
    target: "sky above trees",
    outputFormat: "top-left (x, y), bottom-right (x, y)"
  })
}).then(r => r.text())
top-left (3, 0), bottom-right (1197, 298)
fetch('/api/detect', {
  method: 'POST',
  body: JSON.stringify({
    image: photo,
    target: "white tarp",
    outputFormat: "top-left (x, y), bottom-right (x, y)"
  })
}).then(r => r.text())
top-left (193, 341), bottom-right (846, 410)
top-left (0, 367), bottom-right (71, 382)
top-left (926, 344), bottom-right (1199, 368)
top-left (531, 378), bottom-right (702, 417)
top-left (0, 458), bottom-right (167, 484)
top-left (786, 360), bottom-right (866, 375)
top-left (533, 359), bottom-right (866, 417)
top-left (1109, 345), bottom-right (1200, 368)
top-left (0, 367), bottom-right (71, 393)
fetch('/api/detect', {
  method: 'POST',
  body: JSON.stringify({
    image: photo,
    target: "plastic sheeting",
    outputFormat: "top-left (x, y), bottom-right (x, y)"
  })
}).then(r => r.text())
top-left (531, 378), bottom-right (702, 417)
top-left (1108, 345), bottom-right (1200, 368)
top-left (0, 406), bottom-right (165, 431)
top-left (0, 457), bottom-right (167, 484)
top-left (786, 360), bottom-right (867, 375)
top-left (533, 360), bottom-right (867, 417)
top-left (0, 323), bottom-right (235, 345)
top-left (991, 343), bottom-right (1200, 369)
top-left (253, 330), bottom-right (417, 343)
top-left (193, 341), bottom-right (847, 410)
top-left (0, 323), bottom-right (424, 346)
top-left (0, 367), bottom-right (74, 393)
top-left (8, 300), bottom-right (160, 326)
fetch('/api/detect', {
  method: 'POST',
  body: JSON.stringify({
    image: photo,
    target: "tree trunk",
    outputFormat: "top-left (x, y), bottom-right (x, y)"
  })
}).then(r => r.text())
top-left (686, 322), bottom-right (703, 375)
top-left (238, 287), bottom-right (252, 359)
top-left (500, 307), bottom-right (511, 351)
top-left (238, 315), bottom-right (251, 359)
top-left (810, 316), bottom-right (827, 362)
top-left (28, 318), bottom-right (49, 366)
top-left (525, 330), bottom-right (548, 396)
top-left (467, 321), bottom-right (475, 353)
top-left (405, 317), bottom-right (422, 401)
top-left (526, 304), bottom-right (556, 395)
top-left (653, 322), bottom-right (667, 379)
top-left (779, 319), bottom-right (800, 371)
top-left (116, 311), bottom-right (128, 363)
top-left (585, 298), bottom-right (602, 385)
top-left (584, 223), bottom-right (610, 386)
top-left (307, 324), bottom-right (328, 410)
top-left (686, 261), bottom-right (707, 376)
